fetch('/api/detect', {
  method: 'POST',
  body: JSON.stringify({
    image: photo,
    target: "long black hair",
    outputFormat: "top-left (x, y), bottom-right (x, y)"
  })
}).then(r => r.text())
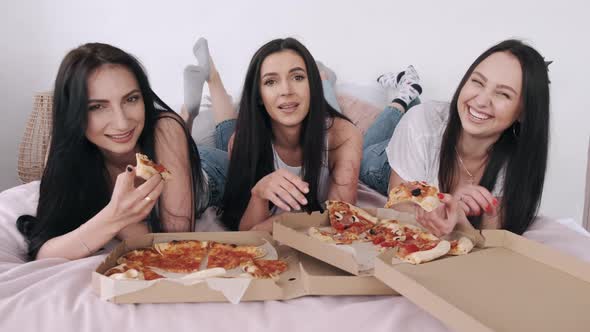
top-left (220, 38), bottom-right (348, 231)
top-left (17, 43), bottom-right (205, 260)
top-left (439, 39), bottom-right (550, 234)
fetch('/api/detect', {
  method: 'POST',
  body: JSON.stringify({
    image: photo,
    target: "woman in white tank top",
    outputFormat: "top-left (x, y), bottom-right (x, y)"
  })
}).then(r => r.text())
top-left (217, 38), bottom-right (363, 232)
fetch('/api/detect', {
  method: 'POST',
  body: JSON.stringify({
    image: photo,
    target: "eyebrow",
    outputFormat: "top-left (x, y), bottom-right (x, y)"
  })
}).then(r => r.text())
top-left (88, 89), bottom-right (141, 103)
top-left (472, 71), bottom-right (518, 94)
top-left (261, 67), bottom-right (306, 79)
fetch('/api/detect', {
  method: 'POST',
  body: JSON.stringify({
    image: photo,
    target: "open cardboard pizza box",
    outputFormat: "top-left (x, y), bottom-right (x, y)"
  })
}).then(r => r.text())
top-left (92, 231), bottom-right (393, 304)
top-left (374, 229), bottom-right (590, 332)
top-left (273, 207), bottom-right (483, 276)
top-left (275, 208), bottom-right (590, 331)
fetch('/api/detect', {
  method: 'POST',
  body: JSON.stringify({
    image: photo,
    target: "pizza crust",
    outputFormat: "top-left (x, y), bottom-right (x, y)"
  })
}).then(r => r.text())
top-left (448, 236), bottom-right (475, 256)
top-left (153, 240), bottom-right (209, 255)
top-left (385, 181), bottom-right (442, 212)
top-left (105, 263), bottom-right (146, 280)
top-left (396, 240), bottom-right (451, 265)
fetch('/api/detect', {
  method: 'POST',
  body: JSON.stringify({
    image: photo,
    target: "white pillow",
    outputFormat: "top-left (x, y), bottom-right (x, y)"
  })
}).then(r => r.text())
top-left (335, 81), bottom-right (389, 109)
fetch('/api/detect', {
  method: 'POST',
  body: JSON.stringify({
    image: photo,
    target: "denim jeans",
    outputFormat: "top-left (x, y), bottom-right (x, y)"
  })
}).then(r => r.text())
top-left (198, 119), bottom-right (236, 209)
top-left (359, 99), bottom-right (420, 196)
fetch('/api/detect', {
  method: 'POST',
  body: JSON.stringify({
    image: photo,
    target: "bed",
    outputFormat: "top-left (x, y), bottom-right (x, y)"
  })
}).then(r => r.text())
top-left (1, 181), bottom-right (589, 332)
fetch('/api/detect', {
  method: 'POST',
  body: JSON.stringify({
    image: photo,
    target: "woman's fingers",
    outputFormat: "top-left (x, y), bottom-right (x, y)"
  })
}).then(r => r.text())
top-left (278, 177), bottom-right (308, 206)
top-left (133, 180), bottom-right (164, 218)
top-left (275, 186), bottom-right (301, 211)
top-left (422, 194), bottom-right (458, 236)
top-left (133, 173), bottom-right (164, 202)
top-left (458, 201), bottom-right (471, 215)
top-left (268, 192), bottom-right (292, 212)
top-left (473, 186), bottom-right (497, 216)
top-left (468, 187), bottom-right (495, 216)
top-left (278, 169), bottom-right (309, 195)
top-left (459, 195), bottom-right (481, 216)
top-left (112, 165), bottom-right (136, 199)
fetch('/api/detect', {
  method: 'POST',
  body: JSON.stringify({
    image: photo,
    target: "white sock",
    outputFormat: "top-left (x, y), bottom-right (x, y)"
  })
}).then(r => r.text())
top-left (377, 65), bottom-right (420, 89)
top-left (390, 65), bottom-right (422, 110)
top-left (192, 37), bottom-right (211, 80)
top-left (183, 65), bottom-right (208, 129)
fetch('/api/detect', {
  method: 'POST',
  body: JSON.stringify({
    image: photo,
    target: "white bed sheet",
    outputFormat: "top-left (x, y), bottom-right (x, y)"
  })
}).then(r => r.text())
top-left (1, 181), bottom-right (589, 332)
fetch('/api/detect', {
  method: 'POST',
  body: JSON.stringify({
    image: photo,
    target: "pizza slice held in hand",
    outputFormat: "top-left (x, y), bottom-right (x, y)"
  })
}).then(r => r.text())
top-left (135, 153), bottom-right (172, 181)
top-left (385, 181), bottom-right (441, 212)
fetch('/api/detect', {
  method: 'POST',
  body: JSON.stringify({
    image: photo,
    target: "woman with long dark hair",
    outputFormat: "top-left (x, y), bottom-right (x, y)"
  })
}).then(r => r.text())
top-left (16, 43), bottom-right (227, 260)
top-left (216, 38), bottom-right (363, 231)
top-left (372, 39), bottom-right (550, 235)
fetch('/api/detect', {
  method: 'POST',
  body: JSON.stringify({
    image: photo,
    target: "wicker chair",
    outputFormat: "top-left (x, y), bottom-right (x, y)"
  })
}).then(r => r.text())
top-left (17, 92), bottom-right (53, 183)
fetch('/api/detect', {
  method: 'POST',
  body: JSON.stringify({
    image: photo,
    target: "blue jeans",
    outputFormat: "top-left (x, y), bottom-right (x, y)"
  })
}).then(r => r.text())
top-left (359, 99), bottom-right (420, 196)
top-left (198, 119), bottom-right (236, 209)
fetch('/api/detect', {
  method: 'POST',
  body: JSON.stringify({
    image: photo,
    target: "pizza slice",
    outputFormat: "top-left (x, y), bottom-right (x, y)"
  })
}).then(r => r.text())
top-left (307, 227), bottom-right (361, 245)
top-left (119, 244), bottom-right (205, 274)
top-left (385, 181), bottom-right (441, 212)
top-left (393, 229), bottom-right (451, 264)
top-left (240, 259), bottom-right (289, 280)
top-left (206, 243), bottom-right (266, 270)
top-left (151, 240), bottom-right (209, 273)
top-left (325, 200), bottom-right (379, 234)
top-left (135, 153), bottom-right (172, 181)
top-left (367, 219), bottom-right (405, 248)
top-left (117, 247), bottom-right (162, 266)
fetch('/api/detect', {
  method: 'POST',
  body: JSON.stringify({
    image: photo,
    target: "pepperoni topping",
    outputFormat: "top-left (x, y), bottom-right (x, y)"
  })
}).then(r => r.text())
top-left (372, 236), bottom-right (385, 245)
top-left (400, 243), bottom-right (420, 255)
top-left (154, 164), bottom-right (167, 173)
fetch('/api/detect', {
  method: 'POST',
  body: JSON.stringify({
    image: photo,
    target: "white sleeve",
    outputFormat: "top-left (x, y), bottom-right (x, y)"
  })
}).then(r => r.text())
top-left (385, 106), bottom-right (430, 182)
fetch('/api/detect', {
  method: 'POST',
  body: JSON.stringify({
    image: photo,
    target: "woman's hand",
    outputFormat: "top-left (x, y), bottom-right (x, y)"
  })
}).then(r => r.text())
top-left (453, 184), bottom-right (498, 217)
top-left (415, 193), bottom-right (469, 237)
top-left (104, 166), bottom-right (165, 229)
top-left (251, 169), bottom-right (309, 212)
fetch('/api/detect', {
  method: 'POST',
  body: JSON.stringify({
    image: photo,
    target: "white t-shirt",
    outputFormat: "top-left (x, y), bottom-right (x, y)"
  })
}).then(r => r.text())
top-left (385, 100), bottom-right (505, 196)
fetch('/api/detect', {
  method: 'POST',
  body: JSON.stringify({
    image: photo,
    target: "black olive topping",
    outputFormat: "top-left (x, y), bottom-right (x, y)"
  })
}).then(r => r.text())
top-left (411, 188), bottom-right (422, 197)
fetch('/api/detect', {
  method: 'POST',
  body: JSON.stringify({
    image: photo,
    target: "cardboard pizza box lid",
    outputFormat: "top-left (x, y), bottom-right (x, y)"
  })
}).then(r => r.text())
top-left (374, 229), bottom-right (590, 332)
top-left (93, 231), bottom-right (391, 303)
top-left (273, 211), bottom-right (365, 275)
top-left (297, 253), bottom-right (394, 296)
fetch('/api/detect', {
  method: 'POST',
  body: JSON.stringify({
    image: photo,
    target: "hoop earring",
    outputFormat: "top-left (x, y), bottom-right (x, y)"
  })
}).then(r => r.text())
top-left (512, 121), bottom-right (520, 138)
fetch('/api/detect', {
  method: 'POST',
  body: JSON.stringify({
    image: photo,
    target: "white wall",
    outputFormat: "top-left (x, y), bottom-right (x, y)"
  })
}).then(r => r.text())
top-left (1, 0), bottom-right (589, 223)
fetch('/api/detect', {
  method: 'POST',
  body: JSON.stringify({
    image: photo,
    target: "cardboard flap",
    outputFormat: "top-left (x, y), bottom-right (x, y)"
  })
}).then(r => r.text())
top-left (375, 231), bottom-right (590, 332)
top-left (298, 252), bottom-right (395, 296)
top-left (274, 212), bottom-right (361, 275)
top-left (453, 222), bottom-right (486, 248)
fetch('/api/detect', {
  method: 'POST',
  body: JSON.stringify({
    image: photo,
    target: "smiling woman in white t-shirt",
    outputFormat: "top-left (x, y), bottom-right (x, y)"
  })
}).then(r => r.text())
top-left (370, 39), bottom-right (550, 236)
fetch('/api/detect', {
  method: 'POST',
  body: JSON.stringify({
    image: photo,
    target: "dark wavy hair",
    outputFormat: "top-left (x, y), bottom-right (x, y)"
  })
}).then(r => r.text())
top-left (438, 39), bottom-right (550, 235)
top-left (17, 43), bottom-right (205, 260)
top-left (220, 38), bottom-right (348, 230)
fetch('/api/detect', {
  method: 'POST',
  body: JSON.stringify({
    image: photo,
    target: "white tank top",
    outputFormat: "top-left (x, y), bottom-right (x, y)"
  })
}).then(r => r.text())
top-left (270, 141), bottom-right (330, 215)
